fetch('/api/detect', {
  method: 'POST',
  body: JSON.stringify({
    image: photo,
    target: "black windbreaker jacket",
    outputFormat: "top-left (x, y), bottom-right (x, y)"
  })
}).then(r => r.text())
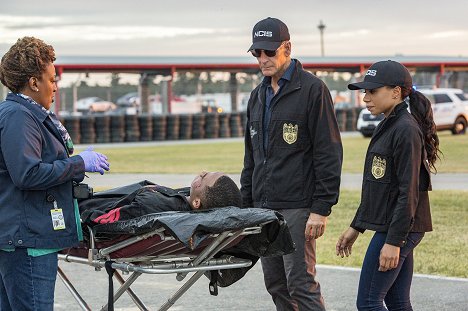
top-left (240, 60), bottom-right (343, 216)
top-left (351, 102), bottom-right (433, 247)
top-left (80, 184), bottom-right (191, 225)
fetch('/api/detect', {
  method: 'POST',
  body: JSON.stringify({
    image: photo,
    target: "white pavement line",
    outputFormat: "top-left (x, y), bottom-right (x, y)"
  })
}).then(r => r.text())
top-left (75, 137), bottom-right (244, 149)
top-left (317, 264), bottom-right (468, 282)
top-left (316, 264), bottom-right (361, 272)
top-left (412, 273), bottom-right (468, 282)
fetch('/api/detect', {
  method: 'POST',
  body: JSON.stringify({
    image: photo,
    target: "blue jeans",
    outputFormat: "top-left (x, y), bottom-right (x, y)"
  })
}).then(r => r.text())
top-left (357, 232), bottom-right (425, 311)
top-left (0, 248), bottom-right (58, 311)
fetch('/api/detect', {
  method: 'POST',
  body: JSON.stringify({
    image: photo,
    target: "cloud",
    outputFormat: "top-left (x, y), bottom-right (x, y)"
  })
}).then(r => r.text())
top-left (0, 14), bottom-right (222, 44)
top-left (426, 30), bottom-right (467, 39)
top-left (0, 15), bottom-right (62, 28)
top-left (334, 29), bottom-right (371, 37)
top-left (55, 25), bottom-right (218, 41)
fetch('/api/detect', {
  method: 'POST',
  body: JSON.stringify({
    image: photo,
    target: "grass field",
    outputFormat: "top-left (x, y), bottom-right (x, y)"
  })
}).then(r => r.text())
top-left (81, 131), bottom-right (468, 174)
top-left (76, 132), bottom-right (468, 277)
top-left (317, 190), bottom-right (468, 278)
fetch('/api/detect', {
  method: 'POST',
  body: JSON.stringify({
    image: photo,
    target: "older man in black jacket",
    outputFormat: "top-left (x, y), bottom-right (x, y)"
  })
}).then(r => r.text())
top-left (241, 17), bottom-right (343, 310)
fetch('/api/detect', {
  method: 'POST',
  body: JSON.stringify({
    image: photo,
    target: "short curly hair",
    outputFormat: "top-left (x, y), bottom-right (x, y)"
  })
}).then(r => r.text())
top-left (0, 36), bottom-right (56, 93)
top-left (201, 176), bottom-right (242, 209)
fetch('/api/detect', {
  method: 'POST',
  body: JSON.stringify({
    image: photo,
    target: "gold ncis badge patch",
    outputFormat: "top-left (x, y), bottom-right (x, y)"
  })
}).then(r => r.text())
top-left (283, 123), bottom-right (298, 144)
top-left (371, 156), bottom-right (386, 179)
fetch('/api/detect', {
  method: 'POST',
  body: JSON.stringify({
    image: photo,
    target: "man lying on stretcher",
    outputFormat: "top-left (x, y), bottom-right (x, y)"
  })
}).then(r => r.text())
top-left (80, 171), bottom-right (242, 225)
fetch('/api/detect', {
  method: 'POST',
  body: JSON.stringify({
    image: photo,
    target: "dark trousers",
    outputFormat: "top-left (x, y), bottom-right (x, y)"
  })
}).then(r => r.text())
top-left (357, 232), bottom-right (425, 311)
top-left (261, 208), bottom-right (325, 311)
top-left (0, 248), bottom-right (57, 311)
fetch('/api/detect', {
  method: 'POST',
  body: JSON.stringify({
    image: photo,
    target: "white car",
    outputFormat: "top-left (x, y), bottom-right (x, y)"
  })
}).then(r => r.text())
top-left (356, 88), bottom-right (468, 137)
top-left (356, 109), bottom-right (384, 137)
top-left (419, 88), bottom-right (468, 135)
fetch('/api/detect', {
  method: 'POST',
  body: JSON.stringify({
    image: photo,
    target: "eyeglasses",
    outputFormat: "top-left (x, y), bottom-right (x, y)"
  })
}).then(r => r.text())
top-left (250, 42), bottom-right (286, 58)
top-left (251, 49), bottom-right (278, 58)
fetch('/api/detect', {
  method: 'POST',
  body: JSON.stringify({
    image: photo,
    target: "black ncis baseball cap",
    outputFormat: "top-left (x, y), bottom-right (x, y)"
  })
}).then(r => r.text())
top-left (348, 60), bottom-right (413, 90)
top-left (247, 17), bottom-right (290, 52)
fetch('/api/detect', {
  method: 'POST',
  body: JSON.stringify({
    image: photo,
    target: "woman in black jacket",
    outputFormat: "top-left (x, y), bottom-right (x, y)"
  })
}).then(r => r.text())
top-left (336, 60), bottom-right (440, 311)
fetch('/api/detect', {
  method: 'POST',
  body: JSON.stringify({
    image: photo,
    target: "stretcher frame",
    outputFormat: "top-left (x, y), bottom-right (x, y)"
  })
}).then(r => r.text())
top-left (58, 224), bottom-right (263, 311)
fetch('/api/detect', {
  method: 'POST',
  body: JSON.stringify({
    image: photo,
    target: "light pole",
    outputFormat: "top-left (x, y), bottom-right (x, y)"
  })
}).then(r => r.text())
top-left (317, 20), bottom-right (326, 57)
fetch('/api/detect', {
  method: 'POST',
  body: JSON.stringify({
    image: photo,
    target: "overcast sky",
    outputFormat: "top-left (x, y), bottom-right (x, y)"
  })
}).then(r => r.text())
top-left (0, 0), bottom-right (467, 58)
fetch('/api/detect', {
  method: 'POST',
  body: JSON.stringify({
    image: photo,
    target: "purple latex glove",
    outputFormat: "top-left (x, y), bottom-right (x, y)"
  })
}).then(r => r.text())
top-left (78, 147), bottom-right (110, 175)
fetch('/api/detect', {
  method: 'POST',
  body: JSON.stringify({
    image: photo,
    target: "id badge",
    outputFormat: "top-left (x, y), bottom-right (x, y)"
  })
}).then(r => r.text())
top-left (51, 202), bottom-right (66, 230)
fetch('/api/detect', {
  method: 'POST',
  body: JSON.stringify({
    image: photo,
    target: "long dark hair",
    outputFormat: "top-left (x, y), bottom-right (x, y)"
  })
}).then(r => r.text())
top-left (402, 87), bottom-right (441, 172)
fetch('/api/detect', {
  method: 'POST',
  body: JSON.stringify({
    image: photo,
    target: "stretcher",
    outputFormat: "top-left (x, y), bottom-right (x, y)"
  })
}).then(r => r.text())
top-left (58, 187), bottom-right (294, 311)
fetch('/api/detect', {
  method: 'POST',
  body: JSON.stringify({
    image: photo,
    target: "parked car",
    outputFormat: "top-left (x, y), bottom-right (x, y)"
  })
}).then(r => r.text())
top-left (356, 109), bottom-right (385, 137)
top-left (201, 99), bottom-right (223, 113)
top-left (356, 88), bottom-right (468, 137)
top-left (419, 88), bottom-right (468, 135)
top-left (116, 92), bottom-right (139, 107)
top-left (116, 93), bottom-right (166, 114)
top-left (76, 97), bottom-right (117, 114)
top-left (115, 92), bottom-right (140, 114)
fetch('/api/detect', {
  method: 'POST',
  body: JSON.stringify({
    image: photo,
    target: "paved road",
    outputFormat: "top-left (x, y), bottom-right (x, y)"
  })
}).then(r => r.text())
top-left (86, 172), bottom-right (468, 191)
top-left (55, 262), bottom-right (468, 310)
